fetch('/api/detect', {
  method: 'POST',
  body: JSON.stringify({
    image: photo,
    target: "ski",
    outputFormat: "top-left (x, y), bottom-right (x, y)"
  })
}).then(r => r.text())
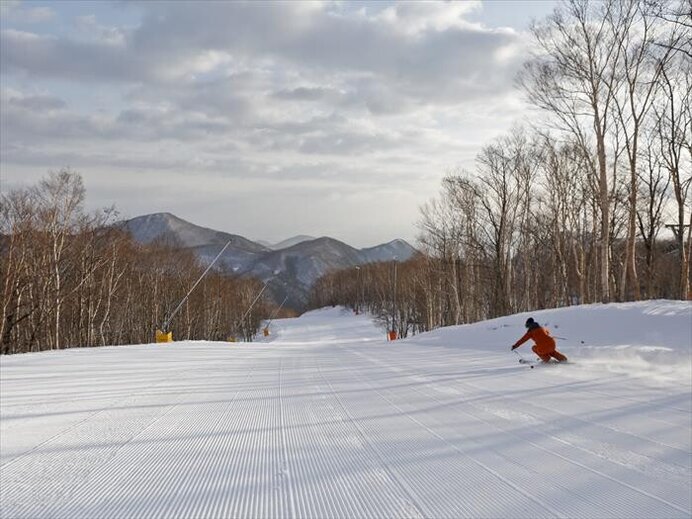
top-left (519, 359), bottom-right (571, 368)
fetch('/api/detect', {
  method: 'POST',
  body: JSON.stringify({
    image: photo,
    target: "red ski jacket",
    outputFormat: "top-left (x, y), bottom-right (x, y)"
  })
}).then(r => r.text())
top-left (512, 326), bottom-right (556, 355)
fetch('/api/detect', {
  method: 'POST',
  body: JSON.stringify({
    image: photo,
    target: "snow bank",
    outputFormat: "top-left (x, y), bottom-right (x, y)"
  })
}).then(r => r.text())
top-left (408, 300), bottom-right (692, 385)
top-left (268, 306), bottom-right (380, 345)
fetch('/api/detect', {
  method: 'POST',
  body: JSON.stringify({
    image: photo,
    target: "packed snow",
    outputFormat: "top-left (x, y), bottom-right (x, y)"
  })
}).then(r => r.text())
top-left (1, 301), bottom-right (690, 518)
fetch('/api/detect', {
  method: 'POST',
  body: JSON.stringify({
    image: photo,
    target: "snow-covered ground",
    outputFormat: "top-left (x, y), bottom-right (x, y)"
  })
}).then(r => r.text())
top-left (1, 301), bottom-right (690, 518)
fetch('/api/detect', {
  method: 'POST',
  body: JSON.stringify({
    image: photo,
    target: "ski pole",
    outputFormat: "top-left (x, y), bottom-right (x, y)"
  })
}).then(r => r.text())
top-left (514, 348), bottom-right (537, 367)
top-left (513, 349), bottom-right (528, 363)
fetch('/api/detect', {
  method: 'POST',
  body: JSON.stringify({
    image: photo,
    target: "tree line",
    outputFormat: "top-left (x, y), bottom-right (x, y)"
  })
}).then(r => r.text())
top-left (1, 170), bottom-right (279, 355)
top-left (310, 0), bottom-right (691, 336)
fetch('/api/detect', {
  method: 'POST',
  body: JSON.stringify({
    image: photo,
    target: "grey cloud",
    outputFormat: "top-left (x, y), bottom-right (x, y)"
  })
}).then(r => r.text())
top-left (9, 93), bottom-right (66, 111)
top-left (297, 130), bottom-right (398, 155)
top-left (1, 29), bottom-right (144, 83)
top-left (274, 86), bottom-right (343, 102)
top-left (74, 15), bottom-right (126, 46)
top-left (273, 81), bottom-right (417, 116)
top-left (1, 100), bottom-right (113, 141)
top-left (0, 145), bottom-right (180, 171)
top-left (2, 3), bottom-right (524, 103)
top-left (2, 4), bottom-right (55, 24)
top-left (169, 77), bottom-right (257, 120)
top-left (247, 113), bottom-right (404, 155)
top-left (129, 2), bottom-right (322, 57)
top-left (0, 27), bottom-right (203, 85)
top-left (2, 92), bottom-right (234, 145)
top-left (264, 113), bottom-right (348, 135)
top-left (251, 128), bottom-right (397, 156)
top-left (0, 1), bottom-right (534, 248)
top-left (1, 1), bottom-right (525, 181)
top-left (115, 107), bottom-right (232, 140)
top-left (124, 73), bottom-right (261, 125)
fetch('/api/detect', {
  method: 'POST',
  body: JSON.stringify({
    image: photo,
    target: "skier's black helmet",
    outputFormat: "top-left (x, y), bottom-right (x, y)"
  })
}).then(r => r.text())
top-left (525, 317), bottom-right (536, 328)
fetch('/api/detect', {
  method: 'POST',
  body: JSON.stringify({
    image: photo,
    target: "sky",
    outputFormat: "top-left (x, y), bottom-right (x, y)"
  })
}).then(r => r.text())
top-left (1, 0), bottom-right (558, 248)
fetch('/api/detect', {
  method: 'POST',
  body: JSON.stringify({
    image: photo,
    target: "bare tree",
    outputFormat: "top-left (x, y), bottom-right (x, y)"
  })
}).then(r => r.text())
top-left (637, 133), bottom-right (672, 296)
top-left (654, 55), bottom-right (692, 299)
top-left (32, 170), bottom-right (86, 349)
top-left (519, 0), bottom-right (632, 301)
top-left (537, 135), bottom-right (593, 304)
top-left (0, 189), bottom-right (36, 353)
top-left (648, 0), bottom-right (692, 58)
top-left (474, 131), bottom-right (537, 316)
top-left (610, 1), bottom-right (681, 300)
top-left (1, 172), bottom-right (275, 354)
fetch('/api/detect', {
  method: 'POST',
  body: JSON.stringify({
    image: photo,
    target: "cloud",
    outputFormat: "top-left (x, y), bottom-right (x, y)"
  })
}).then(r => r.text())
top-left (1, 1), bottom-right (537, 246)
top-left (1, 89), bottom-right (111, 141)
top-left (1, 29), bottom-right (140, 82)
top-left (1, 3), bottom-right (55, 24)
top-left (274, 86), bottom-right (344, 103)
top-left (7, 92), bottom-right (66, 111)
top-left (2, 2), bottom-right (525, 101)
top-left (373, 1), bottom-right (482, 32)
top-left (75, 15), bottom-right (126, 46)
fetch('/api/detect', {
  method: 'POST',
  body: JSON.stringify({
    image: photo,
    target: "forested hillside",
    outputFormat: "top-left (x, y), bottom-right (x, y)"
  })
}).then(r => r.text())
top-left (0, 171), bottom-right (280, 354)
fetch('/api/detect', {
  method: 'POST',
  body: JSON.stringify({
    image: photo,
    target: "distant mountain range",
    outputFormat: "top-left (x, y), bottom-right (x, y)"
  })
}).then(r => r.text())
top-left (119, 213), bottom-right (417, 310)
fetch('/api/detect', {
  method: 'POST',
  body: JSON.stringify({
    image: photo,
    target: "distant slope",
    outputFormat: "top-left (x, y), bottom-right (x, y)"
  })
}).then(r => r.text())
top-left (119, 213), bottom-right (270, 272)
top-left (246, 237), bottom-right (365, 308)
top-left (120, 213), bottom-right (267, 253)
top-left (122, 213), bottom-right (218, 247)
top-left (360, 239), bottom-right (417, 263)
top-left (250, 237), bottom-right (363, 286)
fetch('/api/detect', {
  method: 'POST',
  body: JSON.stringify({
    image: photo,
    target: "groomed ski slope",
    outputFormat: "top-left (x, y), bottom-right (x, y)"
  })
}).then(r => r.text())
top-left (1, 301), bottom-right (690, 519)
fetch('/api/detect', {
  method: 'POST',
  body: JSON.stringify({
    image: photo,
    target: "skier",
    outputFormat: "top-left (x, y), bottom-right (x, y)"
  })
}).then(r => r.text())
top-left (511, 317), bottom-right (568, 363)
